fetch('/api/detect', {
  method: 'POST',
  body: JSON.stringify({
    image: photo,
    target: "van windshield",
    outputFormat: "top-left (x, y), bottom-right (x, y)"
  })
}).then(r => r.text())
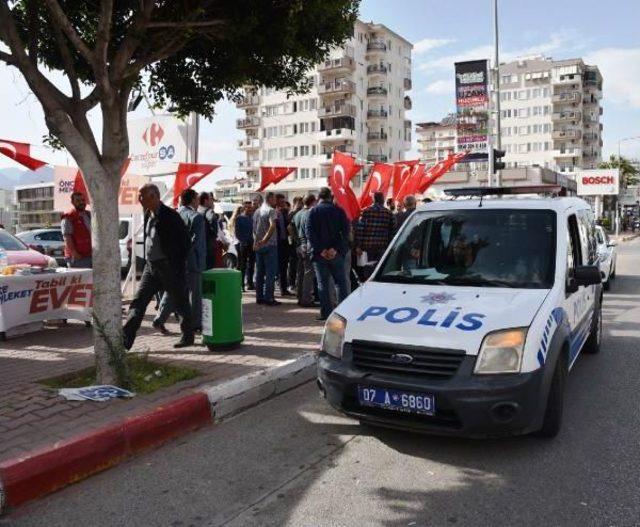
top-left (376, 208), bottom-right (556, 289)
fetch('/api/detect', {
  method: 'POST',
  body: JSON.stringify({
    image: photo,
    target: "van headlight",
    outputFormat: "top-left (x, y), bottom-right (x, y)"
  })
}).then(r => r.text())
top-left (474, 328), bottom-right (527, 374)
top-left (321, 313), bottom-right (347, 359)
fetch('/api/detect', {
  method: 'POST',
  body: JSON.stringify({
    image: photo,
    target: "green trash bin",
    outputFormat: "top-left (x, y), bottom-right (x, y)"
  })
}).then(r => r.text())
top-left (201, 269), bottom-right (244, 351)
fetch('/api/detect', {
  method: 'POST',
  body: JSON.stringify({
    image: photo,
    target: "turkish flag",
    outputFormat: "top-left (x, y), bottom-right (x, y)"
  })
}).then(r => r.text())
top-left (329, 151), bottom-right (362, 221)
top-left (395, 163), bottom-right (426, 203)
top-left (258, 166), bottom-right (296, 192)
top-left (417, 152), bottom-right (469, 194)
top-left (0, 139), bottom-right (47, 171)
top-left (359, 163), bottom-right (393, 209)
top-left (173, 163), bottom-right (219, 207)
top-left (72, 170), bottom-right (91, 205)
top-left (392, 159), bottom-right (420, 200)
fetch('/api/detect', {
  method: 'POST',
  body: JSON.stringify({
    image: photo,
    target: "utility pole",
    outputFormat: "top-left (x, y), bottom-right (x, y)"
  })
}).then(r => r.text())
top-left (493, 0), bottom-right (502, 187)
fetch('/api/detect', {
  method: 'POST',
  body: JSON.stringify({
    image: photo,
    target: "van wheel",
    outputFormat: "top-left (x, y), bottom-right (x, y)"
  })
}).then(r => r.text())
top-left (583, 304), bottom-right (602, 354)
top-left (610, 264), bottom-right (616, 279)
top-left (534, 357), bottom-right (566, 439)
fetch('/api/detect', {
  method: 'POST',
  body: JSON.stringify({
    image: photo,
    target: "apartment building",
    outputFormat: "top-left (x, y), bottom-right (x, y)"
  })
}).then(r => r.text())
top-left (14, 182), bottom-right (58, 232)
top-left (0, 188), bottom-right (16, 233)
top-left (235, 19), bottom-right (413, 200)
top-left (498, 56), bottom-right (603, 175)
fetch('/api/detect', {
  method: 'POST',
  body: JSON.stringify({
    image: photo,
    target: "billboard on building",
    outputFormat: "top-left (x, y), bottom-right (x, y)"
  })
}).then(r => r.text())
top-left (127, 114), bottom-right (196, 176)
top-left (454, 60), bottom-right (489, 157)
top-left (576, 169), bottom-right (620, 196)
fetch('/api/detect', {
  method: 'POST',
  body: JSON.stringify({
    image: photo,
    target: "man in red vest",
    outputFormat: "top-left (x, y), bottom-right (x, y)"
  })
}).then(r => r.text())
top-left (61, 192), bottom-right (92, 268)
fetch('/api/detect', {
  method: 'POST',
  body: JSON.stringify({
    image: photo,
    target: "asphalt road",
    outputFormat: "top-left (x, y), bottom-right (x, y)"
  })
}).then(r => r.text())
top-left (5, 238), bottom-right (640, 527)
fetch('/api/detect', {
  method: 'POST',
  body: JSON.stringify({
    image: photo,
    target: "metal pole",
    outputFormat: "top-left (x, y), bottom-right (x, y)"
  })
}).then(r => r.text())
top-left (493, 0), bottom-right (502, 187)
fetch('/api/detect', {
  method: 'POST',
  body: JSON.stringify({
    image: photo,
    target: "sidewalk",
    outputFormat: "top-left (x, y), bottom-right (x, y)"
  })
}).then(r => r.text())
top-left (0, 293), bottom-right (322, 476)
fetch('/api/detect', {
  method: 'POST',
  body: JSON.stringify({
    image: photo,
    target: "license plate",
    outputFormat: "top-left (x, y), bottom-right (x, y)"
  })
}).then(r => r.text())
top-left (357, 385), bottom-right (435, 416)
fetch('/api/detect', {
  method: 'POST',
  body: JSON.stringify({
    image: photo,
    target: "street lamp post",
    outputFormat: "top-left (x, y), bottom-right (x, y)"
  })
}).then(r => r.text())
top-left (616, 136), bottom-right (640, 235)
top-left (493, 0), bottom-right (502, 187)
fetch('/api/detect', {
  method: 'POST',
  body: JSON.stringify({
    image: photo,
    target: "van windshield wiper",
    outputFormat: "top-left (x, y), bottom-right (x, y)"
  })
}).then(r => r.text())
top-left (444, 276), bottom-right (518, 288)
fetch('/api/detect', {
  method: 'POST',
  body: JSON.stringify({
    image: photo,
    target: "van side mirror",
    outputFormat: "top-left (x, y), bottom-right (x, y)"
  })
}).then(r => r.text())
top-left (567, 265), bottom-right (601, 293)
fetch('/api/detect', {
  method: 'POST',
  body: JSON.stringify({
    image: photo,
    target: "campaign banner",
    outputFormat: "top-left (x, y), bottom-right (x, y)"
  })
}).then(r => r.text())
top-left (454, 60), bottom-right (489, 156)
top-left (118, 174), bottom-right (149, 214)
top-left (576, 169), bottom-right (619, 196)
top-left (0, 269), bottom-right (93, 332)
top-left (53, 166), bottom-right (80, 212)
top-left (127, 114), bottom-right (193, 176)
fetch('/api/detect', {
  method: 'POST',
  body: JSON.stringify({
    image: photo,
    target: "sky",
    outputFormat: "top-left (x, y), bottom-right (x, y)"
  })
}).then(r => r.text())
top-left (0, 0), bottom-right (639, 185)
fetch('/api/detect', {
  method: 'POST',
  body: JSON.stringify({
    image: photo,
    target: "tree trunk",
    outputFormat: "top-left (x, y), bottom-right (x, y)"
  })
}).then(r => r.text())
top-left (78, 154), bottom-right (130, 387)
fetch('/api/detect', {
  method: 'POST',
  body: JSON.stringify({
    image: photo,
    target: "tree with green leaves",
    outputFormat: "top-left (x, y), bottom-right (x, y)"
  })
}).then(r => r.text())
top-left (599, 155), bottom-right (639, 187)
top-left (0, 0), bottom-right (359, 386)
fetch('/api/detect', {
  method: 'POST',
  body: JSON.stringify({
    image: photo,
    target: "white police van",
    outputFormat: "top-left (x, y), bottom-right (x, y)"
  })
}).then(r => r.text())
top-left (318, 186), bottom-right (603, 438)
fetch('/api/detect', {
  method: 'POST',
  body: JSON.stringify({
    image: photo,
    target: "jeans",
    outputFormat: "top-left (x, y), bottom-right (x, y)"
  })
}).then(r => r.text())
top-left (296, 246), bottom-right (315, 306)
top-left (238, 242), bottom-right (255, 288)
top-left (313, 255), bottom-right (349, 319)
top-left (67, 256), bottom-right (92, 269)
top-left (277, 240), bottom-right (290, 293)
top-left (155, 271), bottom-right (202, 329)
top-left (124, 259), bottom-right (193, 349)
top-left (255, 245), bottom-right (278, 303)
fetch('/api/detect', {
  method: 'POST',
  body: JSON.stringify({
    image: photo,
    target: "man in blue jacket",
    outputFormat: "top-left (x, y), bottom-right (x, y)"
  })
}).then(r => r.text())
top-left (154, 188), bottom-right (207, 333)
top-left (305, 187), bottom-right (350, 321)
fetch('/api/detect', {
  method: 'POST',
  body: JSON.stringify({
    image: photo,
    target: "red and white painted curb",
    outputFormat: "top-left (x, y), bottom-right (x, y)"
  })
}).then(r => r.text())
top-left (0, 353), bottom-right (317, 513)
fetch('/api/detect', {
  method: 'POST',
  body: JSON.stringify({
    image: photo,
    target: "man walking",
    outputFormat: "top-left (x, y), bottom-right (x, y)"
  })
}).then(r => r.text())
top-left (395, 195), bottom-right (417, 231)
top-left (235, 200), bottom-right (255, 291)
top-left (253, 193), bottom-right (279, 306)
top-left (197, 191), bottom-right (217, 270)
top-left (61, 192), bottom-right (92, 268)
top-left (355, 191), bottom-right (395, 273)
top-left (306, 187), bottom-right (350, 321)
top-left (275, 194), bottom-right (292, 296)
top-left (292, 194), bottom-right (317, 307)
top-left (154, 188), bottom-right (206, 333)
top-left (123, 184), bottom-right (194, 349)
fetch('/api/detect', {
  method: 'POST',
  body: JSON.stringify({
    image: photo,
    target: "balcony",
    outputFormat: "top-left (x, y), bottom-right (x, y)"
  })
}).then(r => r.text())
top-left (318, 128), bottom-right (356, 142)
top-left (367, 39), bottom-right (387, 52)
top-left (367, 132), bottom-right (388, 141)
top-left (318, 103), bottom-right (356, 118)
top-left (404, 96), bottom-right (412, 110)
top-left (236, 95), bottom-right (259, 108)
top-left (553, 148), bottom-right (582, 159)
top-left (318, 80), bottom-right (356, 96)
top-left (318, 56), bottom-right (355, 73)
top-left (237, 138), bottom-right (261, 150)
top-left (367, 109), bottom-right (388, 119)
top-left (367, 86), bottom-right (387, 97)
top-left (552, 130), bottom-right (582, 140)
top-left (583, 132), bottom-right (599, 141)
top-left (236, 116), bottom-right (260, 129)
top-left (321, 145), bottom-right (356, 160)
top-left (552, 92), bottom-right (581, 104)
top-left (404, 77), bottom-right (412, 90)
top-left (552, 111), bottom-right (581, 122)
top-left (238, 159), bottom-right (260, 170)
top-left (367, 64), bottom-right (388, 75)
top-left (367, 154), bottom-right (388, 163)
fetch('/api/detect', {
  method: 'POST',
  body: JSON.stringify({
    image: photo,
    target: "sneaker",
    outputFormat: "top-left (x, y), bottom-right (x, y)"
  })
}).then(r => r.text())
top-left (152, 320), bottom-right (171, 335)
top-left (173, 335), bottom-right (195, 348)
top-left (256, 299), bottom-right (266, 305)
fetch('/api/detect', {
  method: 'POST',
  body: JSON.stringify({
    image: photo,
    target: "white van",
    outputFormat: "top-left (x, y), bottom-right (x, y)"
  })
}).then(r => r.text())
top-left (318, 186), bottom-right (603, 438)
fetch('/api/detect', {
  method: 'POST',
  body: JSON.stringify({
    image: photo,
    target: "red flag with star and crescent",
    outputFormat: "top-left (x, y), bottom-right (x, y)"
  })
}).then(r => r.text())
top-left (329, 151), bottom-right (362, 221)
top-left (258, 166), bottom-right (296, 192)
top-left (0, 139), bottom-right (47, 171)
top-left (359, 163), bottom-right (394, 209)
top-left (392, 159), bottom-right (420, 200)
top-left (417, 151), bottom-right (469, 194)
top-left (395, 163), bottom-right (426, 203)
top-left (173, 163), bottom-right (219, 207)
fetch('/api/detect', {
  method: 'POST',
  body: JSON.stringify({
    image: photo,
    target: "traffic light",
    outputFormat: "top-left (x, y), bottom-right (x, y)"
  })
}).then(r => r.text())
top-left (492, 148), bottom-right (506, 173)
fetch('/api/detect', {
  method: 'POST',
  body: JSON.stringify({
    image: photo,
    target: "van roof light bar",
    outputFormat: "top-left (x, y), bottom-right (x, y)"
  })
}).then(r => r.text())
top-left (444, 185), bottom-right (563, 198)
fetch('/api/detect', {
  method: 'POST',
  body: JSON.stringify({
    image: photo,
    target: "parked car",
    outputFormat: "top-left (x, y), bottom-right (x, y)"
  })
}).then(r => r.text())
top-left (119, 217), bottom-right (145, 275)
top-left (16, 228), bottom-right (66, 266)
top-left (318, 187), bottom-right (603, 439)
top-left (0, 229), bottom-right (57, 268)
top-left (595, 225), bottom-right (617, 290)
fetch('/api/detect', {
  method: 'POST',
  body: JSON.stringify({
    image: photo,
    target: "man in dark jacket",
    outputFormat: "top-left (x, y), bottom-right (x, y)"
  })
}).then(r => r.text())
top-left (305, 187), bottom-right (350, 321)
top-left (123, 184), bottom-right (194, 349)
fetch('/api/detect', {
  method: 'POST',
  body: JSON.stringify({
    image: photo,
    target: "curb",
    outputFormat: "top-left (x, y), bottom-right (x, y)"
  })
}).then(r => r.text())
top-left (0, 353), bottom-right (317, 514)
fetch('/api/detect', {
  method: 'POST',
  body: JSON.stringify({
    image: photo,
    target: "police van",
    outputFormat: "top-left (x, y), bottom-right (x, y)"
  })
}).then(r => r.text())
top-left (317, 186), bottom-right (603, 438)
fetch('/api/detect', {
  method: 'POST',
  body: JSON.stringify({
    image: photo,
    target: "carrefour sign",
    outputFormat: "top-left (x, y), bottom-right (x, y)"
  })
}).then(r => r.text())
top-left (576, 169), bottom-right (619, 196)
top-left (127, 115), bottom-right (192, 176)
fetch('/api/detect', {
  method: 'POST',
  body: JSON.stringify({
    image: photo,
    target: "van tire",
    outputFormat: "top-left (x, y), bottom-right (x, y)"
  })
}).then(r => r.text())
top-left (583, 304), bottom-right (602, 354)
top-left (534, 356), bottom-right (566, 439)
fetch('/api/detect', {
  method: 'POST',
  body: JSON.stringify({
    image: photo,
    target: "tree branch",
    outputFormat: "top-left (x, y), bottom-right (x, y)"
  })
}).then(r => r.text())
top-left (146, 20), bottom-right (226, 29)
top-left (0, 50), bottom-right (15, 65)
top-left (94, 0), bottom-right (114, 91)
top-left (42, 0), bottom-right (94, 65)
top-left (110, 1), bottom-right (155, 82)
top-left (50, 17), bottom-right (81, 100)
top-left (26, 0), bottom-right (38, 66)
top-left (81, 87), bottom-right (101, 112)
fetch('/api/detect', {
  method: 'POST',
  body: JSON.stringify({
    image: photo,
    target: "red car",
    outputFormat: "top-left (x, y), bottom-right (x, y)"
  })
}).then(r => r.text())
top-left (0, 229), bottom-right (54, 268)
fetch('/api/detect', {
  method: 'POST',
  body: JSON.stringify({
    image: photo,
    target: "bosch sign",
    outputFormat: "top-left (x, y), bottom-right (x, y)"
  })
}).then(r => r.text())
top-left (576, 169), bottom-right (619, 196)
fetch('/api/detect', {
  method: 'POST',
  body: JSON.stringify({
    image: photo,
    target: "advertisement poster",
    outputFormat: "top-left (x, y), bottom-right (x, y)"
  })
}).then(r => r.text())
top-left (576, 169), bottom-right (620, 196)
top-left (455, 60), bottom-right (489, 156)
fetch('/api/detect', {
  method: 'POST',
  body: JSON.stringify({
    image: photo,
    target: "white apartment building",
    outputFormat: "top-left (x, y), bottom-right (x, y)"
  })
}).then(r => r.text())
top-left (14, 182), bottom-right (58, 232)
top-left (498, 56), bottom-right (603, 175)
top-left (234, 20), bottom-right (413, 200)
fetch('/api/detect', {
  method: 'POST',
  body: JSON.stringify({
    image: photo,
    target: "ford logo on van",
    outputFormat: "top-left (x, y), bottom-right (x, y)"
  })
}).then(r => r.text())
top-left (390, 353), bottom-right (414, 364)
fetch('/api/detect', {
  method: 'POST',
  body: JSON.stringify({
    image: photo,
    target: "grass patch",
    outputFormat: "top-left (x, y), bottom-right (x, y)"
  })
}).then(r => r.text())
top-left (40, 354), bottom-right (200, 395)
